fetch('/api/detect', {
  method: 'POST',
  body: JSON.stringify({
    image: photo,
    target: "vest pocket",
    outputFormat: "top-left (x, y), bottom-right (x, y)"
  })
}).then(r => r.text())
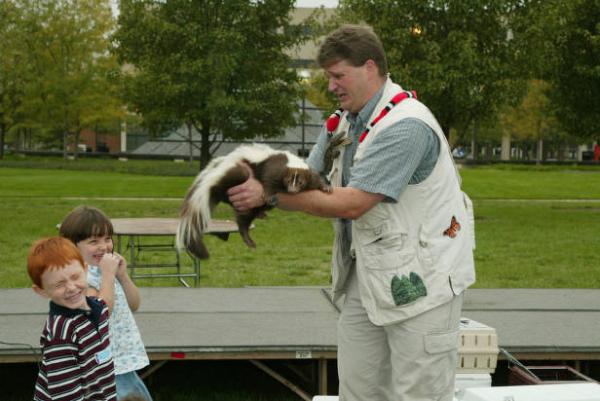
top-left (360, 245), bottom-right (428, 309)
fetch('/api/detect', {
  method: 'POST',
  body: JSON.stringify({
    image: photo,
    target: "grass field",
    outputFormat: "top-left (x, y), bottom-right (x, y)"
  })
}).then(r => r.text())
top-left (1, 156), bottom-right (600, 400)
top-left (2, 158), bottom-right (600, 289)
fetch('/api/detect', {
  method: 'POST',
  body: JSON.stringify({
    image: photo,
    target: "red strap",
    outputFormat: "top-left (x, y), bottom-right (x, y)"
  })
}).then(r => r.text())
top-left (359, 90), bottom-right (416, 143)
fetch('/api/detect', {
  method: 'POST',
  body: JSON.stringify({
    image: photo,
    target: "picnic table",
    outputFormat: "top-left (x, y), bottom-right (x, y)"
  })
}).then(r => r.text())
top-left (111, 218), bottom-right (239, 287)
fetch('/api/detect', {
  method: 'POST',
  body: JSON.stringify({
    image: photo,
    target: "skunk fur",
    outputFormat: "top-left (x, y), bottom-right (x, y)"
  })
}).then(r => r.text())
top-left (177, 144), bottom-right (331, 259)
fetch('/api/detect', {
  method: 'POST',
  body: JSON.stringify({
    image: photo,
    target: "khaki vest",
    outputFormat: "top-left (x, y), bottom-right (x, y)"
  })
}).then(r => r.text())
top-left (328, 78), bottom-right (475, 325)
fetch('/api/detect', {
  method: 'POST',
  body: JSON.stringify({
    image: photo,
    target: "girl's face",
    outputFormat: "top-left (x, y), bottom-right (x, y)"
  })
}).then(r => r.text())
top-left (77, 235), bottom-right (113, 266)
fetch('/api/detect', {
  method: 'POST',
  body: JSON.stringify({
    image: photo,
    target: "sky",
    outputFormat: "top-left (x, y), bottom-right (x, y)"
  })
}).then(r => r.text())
top-left (111, 1), bottom-right (339, 17)
top-left (296, 0), bottom-right (338, 7)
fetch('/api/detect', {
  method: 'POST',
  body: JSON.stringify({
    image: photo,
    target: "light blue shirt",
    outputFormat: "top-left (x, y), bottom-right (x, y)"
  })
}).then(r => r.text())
top-left (307, 84), bottom-right (440, 246)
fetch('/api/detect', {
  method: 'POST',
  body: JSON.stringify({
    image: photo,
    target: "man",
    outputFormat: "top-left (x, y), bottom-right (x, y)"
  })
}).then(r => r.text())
top-left (229, 24), bottom-right (475, 401)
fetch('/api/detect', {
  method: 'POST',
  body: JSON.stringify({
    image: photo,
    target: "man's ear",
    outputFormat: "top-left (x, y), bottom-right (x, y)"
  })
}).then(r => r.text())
top-left (364, 59), bottom-right (379, 78)
top-left (32, 284), bottom-right (48, 298)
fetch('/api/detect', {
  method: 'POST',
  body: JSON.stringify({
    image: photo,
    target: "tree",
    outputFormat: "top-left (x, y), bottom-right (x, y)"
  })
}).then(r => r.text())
top-left (513, 0), bottom-right (600, 141)
top-left (500, 80), bottom-right (566, 161)
top-left (336, 0), bottom-right (527, 142)
top-left (114, 0), bottom-right (316, 168)
top-left (0, 1), bottom-right (25, 159)
top-left (10, 0), bottom-right (124, 158)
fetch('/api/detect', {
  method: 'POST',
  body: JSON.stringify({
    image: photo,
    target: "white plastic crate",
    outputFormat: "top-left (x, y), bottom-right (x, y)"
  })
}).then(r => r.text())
top-left (457, 318), bottom-right (499, 374)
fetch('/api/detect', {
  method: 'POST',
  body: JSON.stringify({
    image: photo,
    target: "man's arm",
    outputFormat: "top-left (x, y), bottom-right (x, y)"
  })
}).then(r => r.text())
top-left (227, 174), bottom-right (383, 220)
top-left (278, 187), bottom-right (383, 219)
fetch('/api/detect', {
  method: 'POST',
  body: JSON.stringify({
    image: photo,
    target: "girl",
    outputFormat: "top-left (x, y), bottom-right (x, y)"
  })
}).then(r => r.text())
top-left (60, 206), bottom-right (153, 401)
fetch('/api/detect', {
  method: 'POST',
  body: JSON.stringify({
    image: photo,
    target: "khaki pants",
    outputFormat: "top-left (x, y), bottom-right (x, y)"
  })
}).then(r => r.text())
top-left (338, 269), bottom-right (463, 401)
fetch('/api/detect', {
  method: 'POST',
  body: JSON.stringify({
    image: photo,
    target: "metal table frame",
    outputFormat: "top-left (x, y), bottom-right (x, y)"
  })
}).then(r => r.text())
top-left (111, 218), bottom-right (238, 287)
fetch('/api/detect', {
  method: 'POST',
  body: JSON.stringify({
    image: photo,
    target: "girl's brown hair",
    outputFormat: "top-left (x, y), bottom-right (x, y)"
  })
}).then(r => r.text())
top-left (59, 205), bottom-right (114, 245)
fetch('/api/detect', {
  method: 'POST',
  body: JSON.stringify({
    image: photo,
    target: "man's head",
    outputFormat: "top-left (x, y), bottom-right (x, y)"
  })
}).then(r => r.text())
top-left (28, 237), bottom-right (89, 310)
top-left (317, 24), bottom-right (389, 113)
top-left (60, 205), bottom-right (114, 267)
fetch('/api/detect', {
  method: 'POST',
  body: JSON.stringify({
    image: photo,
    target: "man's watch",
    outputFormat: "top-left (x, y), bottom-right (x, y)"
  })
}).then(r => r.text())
top-left (265, 193), bottom-right (278, 207)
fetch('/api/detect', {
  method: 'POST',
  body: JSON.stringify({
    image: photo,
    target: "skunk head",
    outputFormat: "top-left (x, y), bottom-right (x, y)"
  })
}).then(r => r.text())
top-left (283, 168), bottom-right (309, 193)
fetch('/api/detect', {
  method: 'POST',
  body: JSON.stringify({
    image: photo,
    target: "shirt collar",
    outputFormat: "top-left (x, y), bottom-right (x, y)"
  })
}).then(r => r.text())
top-left (49, 297), bottom-right (103, 327)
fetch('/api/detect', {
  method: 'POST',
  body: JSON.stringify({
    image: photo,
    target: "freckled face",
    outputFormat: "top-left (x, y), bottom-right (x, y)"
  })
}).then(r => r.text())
top-left (324, 59), bottom-right (372, 113)
top-left (38, 260), bottom-right (89, 310)
top-left (77, 235), bottom-right (113, 266)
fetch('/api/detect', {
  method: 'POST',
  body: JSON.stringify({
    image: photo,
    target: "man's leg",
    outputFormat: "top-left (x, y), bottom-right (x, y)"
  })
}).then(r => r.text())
top-left (385, 293), bottom-right (464, 401)
top-left (338, 269), bottom-right (392, 401)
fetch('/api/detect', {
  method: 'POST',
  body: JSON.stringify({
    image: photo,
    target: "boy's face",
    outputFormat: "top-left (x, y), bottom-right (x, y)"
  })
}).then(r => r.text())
top-left (77, 235), bottom-right (113, 266)
top-left (33, 260), bottom-right (89, 310)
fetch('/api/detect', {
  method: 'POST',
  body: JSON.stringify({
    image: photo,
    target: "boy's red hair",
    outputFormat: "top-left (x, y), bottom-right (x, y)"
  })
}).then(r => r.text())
top-left (27, 237), bottom-right (86, 288)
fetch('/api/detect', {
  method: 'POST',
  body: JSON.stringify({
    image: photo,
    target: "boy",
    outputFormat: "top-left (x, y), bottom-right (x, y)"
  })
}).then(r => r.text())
top-left (27, 236), bottom-right (120, 401)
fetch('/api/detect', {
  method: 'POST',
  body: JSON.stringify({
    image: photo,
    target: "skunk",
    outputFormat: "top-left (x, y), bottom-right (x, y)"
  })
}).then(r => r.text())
top-left (177, 143), bottom-right (331, 259)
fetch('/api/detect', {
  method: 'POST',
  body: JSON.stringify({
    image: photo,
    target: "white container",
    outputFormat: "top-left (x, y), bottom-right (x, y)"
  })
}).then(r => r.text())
top-left (455, 373), bottom-right (492, 396)
top-left (458, 382), bottom-right (600, 401)
top-left (458, 318), bottom-right (499, 373)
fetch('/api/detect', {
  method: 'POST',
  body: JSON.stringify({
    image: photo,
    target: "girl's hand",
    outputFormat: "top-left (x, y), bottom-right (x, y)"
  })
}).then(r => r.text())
top-left (98, 253), bottom-right (119, 277)
top-left (113, 252), bottom-right (128, 280)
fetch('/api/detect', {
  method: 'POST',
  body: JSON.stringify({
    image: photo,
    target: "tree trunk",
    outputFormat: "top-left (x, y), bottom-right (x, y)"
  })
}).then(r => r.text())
top-left (186, 122), bottom-right (194, 164)
top-left (73, 130), bottom-right (81, 160)
top-left (469, 121), bottom-right (478, 160)
top-left (0, 122), bottom-right (5, 159)
top-left (501, 133), bottom-right (511, 161)
top-left (120, 120), bottom-right (127, 153)
top-left (200, 120), bottom-right (211, 171)
top-left (557, 142), bottom-right (565, 161)
top-left (536, 138), bottom-right (543, 164)
top-left (62, 129), bottom-right (69, 159)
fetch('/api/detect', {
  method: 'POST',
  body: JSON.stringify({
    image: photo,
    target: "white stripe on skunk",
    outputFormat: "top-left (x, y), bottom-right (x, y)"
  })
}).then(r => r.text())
top-left (177, 143), bottom-right (331, 259)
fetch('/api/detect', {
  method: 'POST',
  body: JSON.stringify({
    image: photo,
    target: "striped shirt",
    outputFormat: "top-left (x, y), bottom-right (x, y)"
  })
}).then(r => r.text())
top-left (34, 297), bottom-right (117, 401)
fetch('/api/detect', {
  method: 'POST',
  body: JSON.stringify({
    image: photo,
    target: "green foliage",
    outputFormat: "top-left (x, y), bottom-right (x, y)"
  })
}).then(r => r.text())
top-left (512, 0), bottom-right (600, 140)
top-left (114, 0), bottom-right (316, 167)
top-left (336, 0), bottom-right (527, 136)
top-left (1, 0), bottom-right (124, 157)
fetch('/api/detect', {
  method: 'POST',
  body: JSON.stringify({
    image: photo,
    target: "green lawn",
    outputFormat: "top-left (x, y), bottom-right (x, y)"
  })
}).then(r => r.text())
top-left (1, 160), bottom-right (600, 289)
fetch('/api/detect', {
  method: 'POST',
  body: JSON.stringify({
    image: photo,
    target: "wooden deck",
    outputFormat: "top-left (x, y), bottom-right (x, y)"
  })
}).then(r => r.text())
top-left (2, 287), bottom-right (600, 397)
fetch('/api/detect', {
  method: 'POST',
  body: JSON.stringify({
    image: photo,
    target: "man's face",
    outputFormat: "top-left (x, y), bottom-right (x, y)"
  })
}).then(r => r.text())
top-left (34, 260), bottom-right (89, 310)
top-left (324, 59), bottom-right (373, 113)
top-left (77, 235), bottom-right (113, 266)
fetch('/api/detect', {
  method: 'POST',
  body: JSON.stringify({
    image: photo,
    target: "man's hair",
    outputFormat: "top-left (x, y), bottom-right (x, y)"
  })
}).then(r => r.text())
top-left (59, 205), bottom-right (114, 245)
top-left (317, 24), bottom-right (388, 76)
top-left (27, 237), bottom-right (86, 288)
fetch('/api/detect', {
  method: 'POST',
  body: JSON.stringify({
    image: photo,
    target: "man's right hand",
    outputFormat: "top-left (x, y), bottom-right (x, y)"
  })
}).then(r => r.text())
top-left (227, 162), bottom-right (267, 212)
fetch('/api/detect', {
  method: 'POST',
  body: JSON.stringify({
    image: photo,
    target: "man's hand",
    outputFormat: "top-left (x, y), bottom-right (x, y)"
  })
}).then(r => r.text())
top-left (227, 162), bottom-right (266, 213)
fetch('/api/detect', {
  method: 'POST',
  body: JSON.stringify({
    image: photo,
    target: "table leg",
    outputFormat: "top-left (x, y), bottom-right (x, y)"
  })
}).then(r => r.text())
top-left (128, 235), bottom-right (136, 280)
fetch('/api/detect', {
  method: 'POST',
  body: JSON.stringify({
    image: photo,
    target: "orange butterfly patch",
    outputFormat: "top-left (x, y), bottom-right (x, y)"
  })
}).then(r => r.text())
top-left (443, 216), bottom-right (461, 238)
